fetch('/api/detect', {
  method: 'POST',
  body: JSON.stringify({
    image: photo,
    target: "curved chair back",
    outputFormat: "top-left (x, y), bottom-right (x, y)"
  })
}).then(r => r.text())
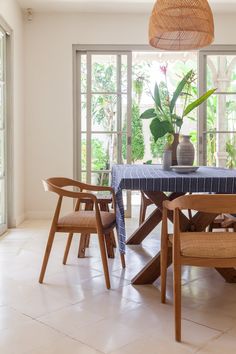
top-left (164, 194), bottom-right (236, 214)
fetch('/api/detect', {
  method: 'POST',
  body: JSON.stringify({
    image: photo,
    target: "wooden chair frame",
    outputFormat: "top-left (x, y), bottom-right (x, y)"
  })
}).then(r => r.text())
top-left (78, 196), bottom-right (117, 258)
top-left (39, 177), bottom-right (125, 289)
top-left (161, 194), bottom-right (236, 342)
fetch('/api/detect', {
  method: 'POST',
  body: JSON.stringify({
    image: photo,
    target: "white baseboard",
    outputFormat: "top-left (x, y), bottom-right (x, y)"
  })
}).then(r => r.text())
top-left (8, 213), bottom-right (26, 228)
top-left (25, 211), bottom-right (53, 219)
top-left (16, 213), bottom-right (26, 226)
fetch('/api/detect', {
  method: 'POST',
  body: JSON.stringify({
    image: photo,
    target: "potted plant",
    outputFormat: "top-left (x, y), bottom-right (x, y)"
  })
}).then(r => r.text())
top-left (140, 66), bottom-right (216, 165)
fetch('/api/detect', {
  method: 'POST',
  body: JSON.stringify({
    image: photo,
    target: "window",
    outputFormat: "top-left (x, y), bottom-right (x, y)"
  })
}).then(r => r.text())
top-left (199, 47), bottom-right (236, 168)
top-left (0, 26), bottom-right (7, 234)
top-left (76, 51), bottom-right (132, 186)
top-left (74, 45), bottom-right (236, 214)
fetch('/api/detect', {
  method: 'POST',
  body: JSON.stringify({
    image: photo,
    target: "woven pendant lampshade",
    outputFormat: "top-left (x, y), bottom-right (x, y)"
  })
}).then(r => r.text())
top-left (149, 0), bottom-right (214, 51)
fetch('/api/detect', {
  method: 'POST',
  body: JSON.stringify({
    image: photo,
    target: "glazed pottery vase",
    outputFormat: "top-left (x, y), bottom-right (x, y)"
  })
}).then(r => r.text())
top-left (162, 148), bottom-right (172, 171)
top-left (177, 135), bottom-right (195, 166)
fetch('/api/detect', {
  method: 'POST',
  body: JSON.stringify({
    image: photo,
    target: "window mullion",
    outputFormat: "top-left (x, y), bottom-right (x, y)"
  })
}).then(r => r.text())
top-left (117, 54), bottom-right (122, 164)
top-left (87, 53), bottom-right (92, 184)
top-left (76, 53), bottom-right (81, 181)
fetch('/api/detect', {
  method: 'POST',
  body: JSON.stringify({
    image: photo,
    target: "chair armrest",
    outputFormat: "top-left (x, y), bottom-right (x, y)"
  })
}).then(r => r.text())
top-left (52, 186), bottom-right (99, 203)
top-left (163, 200), bottom-right (173, 210)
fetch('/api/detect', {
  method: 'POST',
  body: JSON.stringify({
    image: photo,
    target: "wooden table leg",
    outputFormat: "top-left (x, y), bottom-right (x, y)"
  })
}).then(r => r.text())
top-left (215, 268), bottom-right (236, 283)
top-left (126, 208), bottom-right (162, 245)
top-left (132, 246), bottom-right (172, 285)
top-left (130, 192), bottom-right (186, 284)
top-left (126, 192), bottom-right (186, 245)
top-left (190, 212), bottom-right (218, 232)
top-left (127, 192), bottom-right (171, 245)
top-left (145, 192), bottom-right (190, 230)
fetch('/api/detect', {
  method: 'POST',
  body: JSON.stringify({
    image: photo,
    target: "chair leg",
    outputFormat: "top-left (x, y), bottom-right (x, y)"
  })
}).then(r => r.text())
top-left (110, 230), bottom-right (117, 248)
top-left (161, 239), bottom-right (168, 304)
top-left (120, 252), bottom-right (126, 268)
top-left (39, 228), bottom-right (56, 284)
top-left (208, 223), bottom-right (213, 232)
top-left (105, 232), bottom-right (115, 259)
top-left (98, 232), bottom-right (110, 289)
top-left (78, 234), bottom-right (88, 258)
top-left (78, 199), bottom-right (93, 257)
top-left (85, 234), bottom-right (90, 247)
top-left (174, 262), bottom-right (182, 342)
top-left (63, 232), bottom-right (73, 265)
top-left (101, 202), bottom-right (117, 255)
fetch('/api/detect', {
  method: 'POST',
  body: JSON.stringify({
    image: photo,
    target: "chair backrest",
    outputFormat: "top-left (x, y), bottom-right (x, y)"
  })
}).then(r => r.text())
top-left (42, 177), bottom-right (84, 194)
top-left (165, 194), bottom-right (236, 214)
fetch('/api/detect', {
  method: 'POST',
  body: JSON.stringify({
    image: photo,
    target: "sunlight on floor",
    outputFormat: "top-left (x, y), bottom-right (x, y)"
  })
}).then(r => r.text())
top-left (0, 210), bottom-right (236, 353)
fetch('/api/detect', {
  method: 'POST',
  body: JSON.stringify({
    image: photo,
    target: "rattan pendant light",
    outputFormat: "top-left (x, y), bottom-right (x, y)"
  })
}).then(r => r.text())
top-left (149, 0), bottom-right (214, 51)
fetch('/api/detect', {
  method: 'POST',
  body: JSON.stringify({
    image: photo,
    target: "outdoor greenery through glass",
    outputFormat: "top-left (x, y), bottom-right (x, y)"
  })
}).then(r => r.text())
top-left (140, 66), bottom-right (215, 145)
top-left (80, 52), bottom-right (236, 187)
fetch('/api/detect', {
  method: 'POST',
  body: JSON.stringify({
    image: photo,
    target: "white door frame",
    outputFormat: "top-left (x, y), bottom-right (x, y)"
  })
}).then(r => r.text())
top-left (73, 46), bottom-right (133, 215)
top-left (72, 44), bottom-right (158, 185)
top-left (198, 45), bottom-right (236, 165)
top-left (0, 16), bottom-right (13, 232)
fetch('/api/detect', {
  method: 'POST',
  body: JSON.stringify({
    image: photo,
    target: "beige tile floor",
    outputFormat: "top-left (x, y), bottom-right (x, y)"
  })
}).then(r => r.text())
top-left (1, 208), bottom-right (236, 353)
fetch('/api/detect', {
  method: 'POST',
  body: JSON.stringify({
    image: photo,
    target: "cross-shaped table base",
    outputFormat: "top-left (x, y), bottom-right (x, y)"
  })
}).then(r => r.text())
top-left (126, 191), bottom-right (236, 284)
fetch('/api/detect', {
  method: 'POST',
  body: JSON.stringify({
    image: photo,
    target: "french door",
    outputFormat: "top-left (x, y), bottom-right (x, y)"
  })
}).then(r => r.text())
top-left (199, 47), bottom-right (236, 168)
top-left (0, 27), bottom-right (7, 234)
top-left (75, 50), bottom-right (132, 215)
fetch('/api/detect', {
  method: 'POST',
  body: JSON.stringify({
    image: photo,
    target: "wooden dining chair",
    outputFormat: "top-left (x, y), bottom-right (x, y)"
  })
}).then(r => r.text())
top-left (161, 194), bottom-right (236, 342)
top-left (39, 177), bottom-right (125, 289)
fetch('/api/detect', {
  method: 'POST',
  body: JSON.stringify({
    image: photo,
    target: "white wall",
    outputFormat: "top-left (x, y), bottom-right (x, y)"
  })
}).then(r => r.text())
top-left (0, 0), bottom-right (24, 225)
top-left (24, 12), bottom-right (236, 218)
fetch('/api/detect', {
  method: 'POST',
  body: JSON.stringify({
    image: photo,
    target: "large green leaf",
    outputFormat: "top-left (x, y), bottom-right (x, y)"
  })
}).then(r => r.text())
top-left (170, 70), bottom-right (193, 113)
top-left (150, 118), bottom-right (174, 142)
top-left (172, 114), bottom-right (183, 128)
top-left (183, 88), bottom-right (216, 117)
top-left (140, 108), bottom-right (157, 119)
top-left (154, 83), bottom-right (162, 112)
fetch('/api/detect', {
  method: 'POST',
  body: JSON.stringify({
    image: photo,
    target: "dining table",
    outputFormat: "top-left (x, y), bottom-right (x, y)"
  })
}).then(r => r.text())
top-left (111, 164), bottom-right (236, 285)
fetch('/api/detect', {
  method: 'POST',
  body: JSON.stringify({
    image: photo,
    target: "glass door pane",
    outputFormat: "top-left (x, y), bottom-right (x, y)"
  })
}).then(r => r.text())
top-left (131, 52), bottom-right (197, 206)
top-left (203, 54), bottom-right (236, 167)
top-left (78, 51), bottom-right (132, 212)
top-left (0, 28), bottom-right (7, 234)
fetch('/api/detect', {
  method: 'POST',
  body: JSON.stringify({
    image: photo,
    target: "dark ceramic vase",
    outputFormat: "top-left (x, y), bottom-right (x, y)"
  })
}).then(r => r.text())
top-left (170, 133), bottom-right (179, 166)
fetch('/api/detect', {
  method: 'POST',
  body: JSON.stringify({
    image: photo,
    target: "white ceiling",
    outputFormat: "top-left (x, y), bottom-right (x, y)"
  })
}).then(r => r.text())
top-left (16, 0), bottom-right (236, 14)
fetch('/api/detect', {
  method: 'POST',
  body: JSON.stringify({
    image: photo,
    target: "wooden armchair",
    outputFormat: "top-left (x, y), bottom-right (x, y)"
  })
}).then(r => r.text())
top-left (39, 177), bottom-right (125, 289)
top-left (161, 194), bottom-right (236, 342)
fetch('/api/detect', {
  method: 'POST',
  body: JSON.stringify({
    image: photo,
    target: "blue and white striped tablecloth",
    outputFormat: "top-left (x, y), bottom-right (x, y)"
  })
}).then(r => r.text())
top-left (111, 164), bottom-right (236, 254)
